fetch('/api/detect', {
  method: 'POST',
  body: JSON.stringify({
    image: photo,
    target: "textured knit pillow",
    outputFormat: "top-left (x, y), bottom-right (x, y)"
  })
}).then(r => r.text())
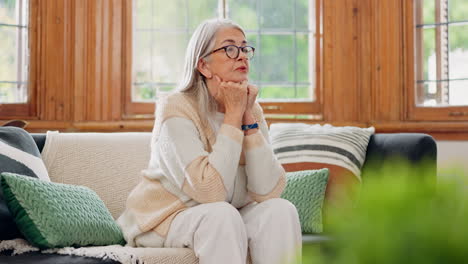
top-left (271, 123), bottom-right (374, 223)
top-left (281, 169), bottom-right (329, 234)
top-left (0, 127), bottom-right (50, 240)
top-left (0, 172), bottom-right (125, 249)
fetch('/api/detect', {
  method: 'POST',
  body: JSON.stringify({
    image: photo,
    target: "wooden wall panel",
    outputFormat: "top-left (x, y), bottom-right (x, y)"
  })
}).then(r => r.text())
top-left (372, 0), bottom-right (405, 121)
top-left (73, 0), bottom-right (86, 121)
top-left (39, 0), bottom-right (73, 121)
top-left (357, 0), bottom-right (373, 123)
top-left (70, 0), bottom-right (124, 122)
top-left (323, 0), bottom-right (360, 122)
top-left (109, 0), bottom-right (123, 120)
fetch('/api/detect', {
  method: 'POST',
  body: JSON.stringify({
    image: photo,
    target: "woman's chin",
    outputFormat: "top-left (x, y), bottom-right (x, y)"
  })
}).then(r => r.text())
top-left (229, 73), bottom-right (249, 82)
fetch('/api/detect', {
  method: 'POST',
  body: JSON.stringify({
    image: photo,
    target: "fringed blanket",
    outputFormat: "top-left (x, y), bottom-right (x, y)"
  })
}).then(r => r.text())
top-left (0, 239), bottom-right (197, 264)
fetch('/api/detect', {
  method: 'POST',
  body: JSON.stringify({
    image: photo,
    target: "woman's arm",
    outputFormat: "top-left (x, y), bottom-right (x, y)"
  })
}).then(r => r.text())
top-left (156, 117), bottom-right (244, 204)
top-left (243, 104), bottom-right (286, 202)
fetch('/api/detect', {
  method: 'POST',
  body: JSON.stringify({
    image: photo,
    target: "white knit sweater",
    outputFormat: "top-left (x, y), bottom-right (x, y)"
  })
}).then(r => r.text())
top-left (117, 92), bottom-right (286, 247)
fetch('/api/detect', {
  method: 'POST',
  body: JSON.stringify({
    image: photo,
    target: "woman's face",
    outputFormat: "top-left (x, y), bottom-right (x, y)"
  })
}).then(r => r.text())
top-left (205, 27), bottom-right (250, 83)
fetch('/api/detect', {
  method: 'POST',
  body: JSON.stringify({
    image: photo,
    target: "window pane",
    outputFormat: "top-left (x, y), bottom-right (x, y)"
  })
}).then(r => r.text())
top-left (260, 86), bottom-right (295, 100)
top-left (419, 27), bottom-right (436, 80)
top-left (261, 0), bottom-right (294, 29)
top-left (0, 0), bottom-right (29, 104)
top-left (448, 80), bottom-right (468, 106)
top-left (246, 34), bottom-right (259, 81)
top-left (418, 82), bottom-right (436, 106)
top-left (296, 0), bottom-right (310, 30)
top-left (0, 0), bottom-right (14, 23)
top-left (296, 85), bottom-right (311, 99)
top-left (449, 0), bottom-right (468, 21)
top-left (188, 0), bottom-right (218, 30)
top-left (0, 26), bottom-right (17, 81)
top-left (133, 83), bottom-right (156, 102)
top-left (260, 35), bottom-right (294, 83)
top-left (134, 0), bottom-right (153, 29)
top-left (229, 0), bottom-right (258, 30)
top-left (132, 0), bottom-right (213, 102)
top-left (259, 85), bottom-right (311, 100)
top-left (154, 0), bottom-right (186, 29)
top-left (132, 31), bottom-right (152, 84)
top-left (296, 33), bottom-right (309, 83)
top-left (421, 0), bottom-right (435, 24)
top-left (132, 0), bottom-right (317, 104)
top-left (152, 32), bottom-right (188, 83)
top-left (449, 25), bottom-right (468, 79)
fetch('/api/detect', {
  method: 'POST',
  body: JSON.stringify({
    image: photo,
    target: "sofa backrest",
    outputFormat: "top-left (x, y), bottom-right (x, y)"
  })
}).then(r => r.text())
top-left (32, 131), bottom-right (437, 219)
top-left (39, 132), bottom-right (152, 219)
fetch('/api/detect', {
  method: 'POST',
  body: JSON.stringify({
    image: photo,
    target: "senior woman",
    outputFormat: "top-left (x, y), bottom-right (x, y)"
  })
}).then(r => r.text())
top-left (117, 18), bottom-right (301, 264)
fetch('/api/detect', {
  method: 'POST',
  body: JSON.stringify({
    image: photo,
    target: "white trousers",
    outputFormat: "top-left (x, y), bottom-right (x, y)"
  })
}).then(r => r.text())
top-left (164, 198), bottom-right (302, 264)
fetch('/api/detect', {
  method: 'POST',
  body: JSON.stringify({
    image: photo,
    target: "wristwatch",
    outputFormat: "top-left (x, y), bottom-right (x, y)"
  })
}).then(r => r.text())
top-left (241, 122), bottom-right (259, 131)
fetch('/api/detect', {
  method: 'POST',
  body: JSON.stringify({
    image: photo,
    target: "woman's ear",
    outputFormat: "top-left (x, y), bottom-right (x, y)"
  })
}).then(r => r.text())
top-left (197, 58), bottom-right (212, 79)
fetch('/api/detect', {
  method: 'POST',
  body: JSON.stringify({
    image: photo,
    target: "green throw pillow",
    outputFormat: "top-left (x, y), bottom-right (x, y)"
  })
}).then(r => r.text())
top-left (0, 172), bottom-right (125, 249)
top-left (281, 169), bottom-right (329, 234)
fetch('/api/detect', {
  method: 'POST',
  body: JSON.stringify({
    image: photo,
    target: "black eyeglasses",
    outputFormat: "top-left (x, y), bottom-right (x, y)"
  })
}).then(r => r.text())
top-left (205, 45), bottom-right (255, 60)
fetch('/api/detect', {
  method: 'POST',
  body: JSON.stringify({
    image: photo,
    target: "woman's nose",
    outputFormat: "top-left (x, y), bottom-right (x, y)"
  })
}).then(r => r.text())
top-left (237, 51), bottom-right (248, 61)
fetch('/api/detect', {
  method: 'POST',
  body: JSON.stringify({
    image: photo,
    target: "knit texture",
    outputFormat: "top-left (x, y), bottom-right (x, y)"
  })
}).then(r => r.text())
top-left (1, 172), bottom-right (125, 249)
top-left (281, 169), bottom-right (329, 233)
top-left (40, 131), bottom-right (152, 219)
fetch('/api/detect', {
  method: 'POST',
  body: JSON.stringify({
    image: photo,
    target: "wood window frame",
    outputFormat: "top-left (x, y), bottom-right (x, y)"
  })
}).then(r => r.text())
top-left (0, 0), bottom-right (38, 119)
top-left (405, 0), bottom-right (468, 121)
top-left (122, 0), bottom-right (323, 120)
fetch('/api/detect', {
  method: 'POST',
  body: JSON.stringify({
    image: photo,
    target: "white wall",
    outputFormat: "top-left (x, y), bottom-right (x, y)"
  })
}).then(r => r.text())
top-left (437, 141), bottom-right (468, 178)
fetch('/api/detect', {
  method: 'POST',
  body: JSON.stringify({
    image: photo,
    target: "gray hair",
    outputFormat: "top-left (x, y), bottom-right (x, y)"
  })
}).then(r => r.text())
top-left (176, 18), bottom-right (245, 120)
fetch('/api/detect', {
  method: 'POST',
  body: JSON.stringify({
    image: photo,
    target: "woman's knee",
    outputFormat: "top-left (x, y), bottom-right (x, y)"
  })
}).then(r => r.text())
top-left (203, 202), bottom-right (244, 222)
top-left (263, 198), bottom-right (298, 218)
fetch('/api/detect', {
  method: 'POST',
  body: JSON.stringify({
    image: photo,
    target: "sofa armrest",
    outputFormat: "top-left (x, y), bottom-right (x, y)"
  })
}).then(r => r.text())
top-left (361, 133), bottom-right (437, 181)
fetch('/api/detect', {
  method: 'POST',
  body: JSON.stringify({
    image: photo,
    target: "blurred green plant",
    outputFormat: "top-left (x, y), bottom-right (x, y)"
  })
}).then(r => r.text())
top-left (302, 160), bottom-right (468, 264)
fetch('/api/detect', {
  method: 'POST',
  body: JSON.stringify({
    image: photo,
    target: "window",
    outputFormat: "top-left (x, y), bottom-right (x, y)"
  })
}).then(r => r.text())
top-left (128, 0), bottom-right (321, 118)
top-left (0, 0), bottom-right (29, 104)
top-left (409, 0), bottom-right (468, 120)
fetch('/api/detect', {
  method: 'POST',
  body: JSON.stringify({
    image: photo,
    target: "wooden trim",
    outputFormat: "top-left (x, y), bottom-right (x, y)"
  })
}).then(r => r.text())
top-left (314, 0), bottom-right (323, 113)
top-left (5, 120), bottom-right (153, 132)
top-left (4, 117), bottom-right (468, 140)
top-left (123, 102), bottom-right (155, 118)
top-left (0, 104), bottom-right (32, 117)
top-left (413, 0), bottom-right (424, 105)
top-left (430, 133), bottom-right (468, 141)
top-left (28, 0), bottom-right (39, 118)
top-left (123, 0), bottom-right (135, 117)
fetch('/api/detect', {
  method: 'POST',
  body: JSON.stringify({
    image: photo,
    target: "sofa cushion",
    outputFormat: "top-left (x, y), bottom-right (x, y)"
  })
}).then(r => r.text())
top-left (281, 169), bottom-right (329, 234)
top-left (40, 131), bottom-right (152, 219)
top-left (1, 172), bottom-right (125, 249)
top-left (0, 127), bottom-right (51, 240)
top-left (270, 123), bottom-right (374, 219)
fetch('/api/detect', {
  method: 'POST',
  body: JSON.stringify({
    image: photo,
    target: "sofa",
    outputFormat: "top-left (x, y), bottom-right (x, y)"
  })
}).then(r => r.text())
top-left (0, 130), bottom-right (437, 264)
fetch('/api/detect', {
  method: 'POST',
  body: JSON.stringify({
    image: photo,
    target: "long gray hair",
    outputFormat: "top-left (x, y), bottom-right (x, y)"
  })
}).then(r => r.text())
top-left (176, 18), bottom-right (245, 119)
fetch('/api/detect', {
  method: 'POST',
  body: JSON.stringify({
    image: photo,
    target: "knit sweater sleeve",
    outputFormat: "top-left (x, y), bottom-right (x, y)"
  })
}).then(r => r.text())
top-left (157, 117), bottom-right (243, 203)
top-left (243, 113), bottom-right (286, 202)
